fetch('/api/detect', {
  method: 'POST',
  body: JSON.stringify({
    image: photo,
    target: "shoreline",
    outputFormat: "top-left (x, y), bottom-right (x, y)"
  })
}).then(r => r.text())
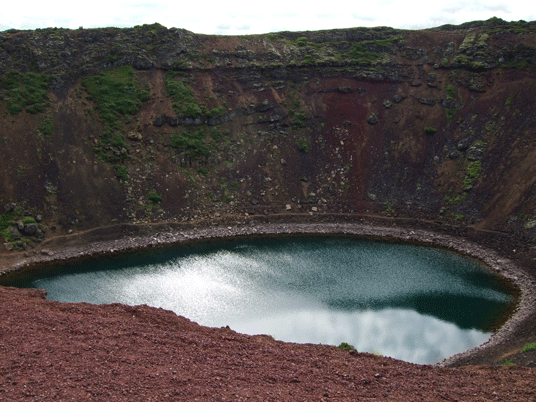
top-left (1, 217), bottom-right (535, 367)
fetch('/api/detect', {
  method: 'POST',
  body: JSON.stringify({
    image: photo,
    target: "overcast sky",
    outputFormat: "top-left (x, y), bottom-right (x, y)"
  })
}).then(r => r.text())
top-left (1, 0), bottom-right (535, 35)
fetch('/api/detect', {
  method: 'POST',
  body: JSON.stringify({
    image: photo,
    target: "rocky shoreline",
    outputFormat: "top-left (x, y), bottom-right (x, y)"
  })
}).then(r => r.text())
top-left (2, 217), bottom-right (535, 367)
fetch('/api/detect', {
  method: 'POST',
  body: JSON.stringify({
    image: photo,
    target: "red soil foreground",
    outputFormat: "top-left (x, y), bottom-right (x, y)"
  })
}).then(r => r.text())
top-left (2, 221), bottom-right (536, 400)
top-left (1, 285), bottom-right (535, 401)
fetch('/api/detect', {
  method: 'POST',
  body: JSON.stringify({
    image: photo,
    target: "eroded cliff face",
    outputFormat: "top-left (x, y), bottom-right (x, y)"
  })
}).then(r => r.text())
top-left (1, 18), bottom-right (536, 251)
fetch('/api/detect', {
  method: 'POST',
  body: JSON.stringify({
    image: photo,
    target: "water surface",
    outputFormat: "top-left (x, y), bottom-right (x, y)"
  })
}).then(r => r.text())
top-left (14, 237), bottom-right (513, 364)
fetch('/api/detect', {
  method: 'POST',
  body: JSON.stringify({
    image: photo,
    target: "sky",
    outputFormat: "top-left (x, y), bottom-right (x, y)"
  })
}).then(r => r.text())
top-left (1, 0), bottom-right (535, 35)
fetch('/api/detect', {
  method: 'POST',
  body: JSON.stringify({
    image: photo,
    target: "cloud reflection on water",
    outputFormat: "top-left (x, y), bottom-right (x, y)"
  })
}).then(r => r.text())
top-left (232, 308), bottom-right (490, 364)
top-left (32, 237), bottom-right (510, 364)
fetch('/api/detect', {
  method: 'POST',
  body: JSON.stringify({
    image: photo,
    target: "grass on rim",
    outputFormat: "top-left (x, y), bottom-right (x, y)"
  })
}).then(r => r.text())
top-left (521, 342), bottom-right (536, 353)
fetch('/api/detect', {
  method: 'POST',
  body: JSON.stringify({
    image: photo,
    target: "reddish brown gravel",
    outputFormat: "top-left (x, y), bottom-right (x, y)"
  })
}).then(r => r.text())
top-left (1, 286), bottom-right (535, 401)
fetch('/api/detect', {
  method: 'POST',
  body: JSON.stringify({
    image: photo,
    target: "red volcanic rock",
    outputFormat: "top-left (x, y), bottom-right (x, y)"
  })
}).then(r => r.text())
top-left (1, 285), bottom-right (535, 401)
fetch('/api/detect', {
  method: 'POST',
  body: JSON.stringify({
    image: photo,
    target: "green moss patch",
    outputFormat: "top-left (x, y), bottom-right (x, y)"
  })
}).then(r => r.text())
top-left (170, 129), bottom-right (211, 160)
top-left (82, 66), bottom-right (149, 168)
top-left (0, 209), bottom-right (22, 241)
top-left (82, 66), bottom-right (150, 128)
top-left (521, 342), bottom-right (536, 353)
top-left (147, 189), bottom-right (163, 203)
top-left (0, 71), bottom-right (51, 114)
top-left (337, 342), bottom-right (357, 352)
top-left (165, 72), bottom-right (203, 118)
top-left (463, 161), bottom-right (482, 187)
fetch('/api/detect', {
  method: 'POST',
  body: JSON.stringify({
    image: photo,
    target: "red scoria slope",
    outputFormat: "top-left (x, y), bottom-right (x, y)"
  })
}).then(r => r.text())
top-left (1, 286), bottom-right (535, 401)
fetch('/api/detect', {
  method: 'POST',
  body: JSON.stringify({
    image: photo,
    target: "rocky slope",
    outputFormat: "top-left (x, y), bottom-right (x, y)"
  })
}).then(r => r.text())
top-left (1, 18), bottom-right (536, 243)
top-left (1, 17), bottom-right (536, 392)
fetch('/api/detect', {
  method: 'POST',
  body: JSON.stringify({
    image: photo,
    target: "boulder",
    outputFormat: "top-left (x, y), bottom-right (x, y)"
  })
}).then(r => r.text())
top-left (467, 143), bottom-right (487, 161)
top-left (441, 99), bottom-right (462, 109)
top-left (207, 112), bottom-right (234, 126)
top-left (417, 97), bottom-right (436, 106)
top-left (457, 139), bottom-right (471, 151)
top-left (132, 55), bottom-right (156, 70)
top-left (153, 116), bottom-right (165, 127)
top-left (255, 100), bottom-right (275, 112)
top-left (181, 117), bottom-right (203, 125)
top-left (367, 114), bottom-right (378, 125)
top-left (9, 226), bottom-right (21, 239)
top-left (449, 151), bottom-right (460, 159)
top-left (21, 224), bottom-right (38, 236)
top-left (166, 116), bottom-right (180, 127)
top-left (3, 203), bottom-right (16, 213)
top-left (127, 132), bottom-right (143, 141)
top-left (337, 86), bottom-right (351, 93)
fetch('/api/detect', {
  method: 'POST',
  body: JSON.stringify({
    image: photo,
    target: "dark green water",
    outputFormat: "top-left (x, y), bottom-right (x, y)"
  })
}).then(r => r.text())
top-left (8, 237), bottom-right (514, 364)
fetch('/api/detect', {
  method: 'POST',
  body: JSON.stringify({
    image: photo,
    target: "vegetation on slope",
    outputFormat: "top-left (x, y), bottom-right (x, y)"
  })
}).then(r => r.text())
top-left (0, 71), bottom-right (50, 114)
top-left (82, 65), bottom-right (150, 168)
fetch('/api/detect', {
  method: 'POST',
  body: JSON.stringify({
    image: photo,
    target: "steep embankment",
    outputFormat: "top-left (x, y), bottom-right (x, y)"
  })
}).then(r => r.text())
top-left (2, 18), bottom-right (536, 371)
top-left (1, 19), bottom-right (536, 242)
